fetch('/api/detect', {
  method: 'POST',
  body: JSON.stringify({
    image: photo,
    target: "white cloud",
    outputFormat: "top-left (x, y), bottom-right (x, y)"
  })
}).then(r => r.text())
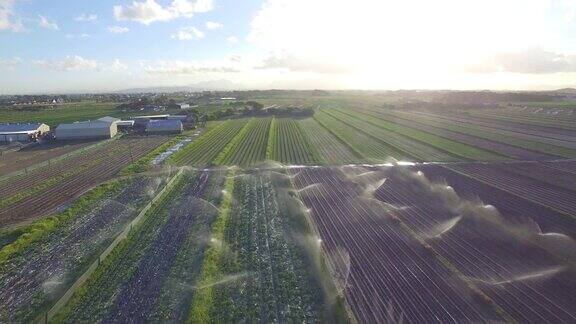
top-left (65, 33), bottom-right (91, 39)
top-left (35, 56), bottom-right (100, 71)
top-left (109, 59), bottom-right (128, 72)
top-left (248, 0), bottom-right (558, 83)
top-left (38, 15), bottom-right (58, 30)
top-left (229, 55), bottom-right (242, 62)
top-left (34, 56), bottom-right (130, 72)
top-left (108, 26), bottom-right (130, 34)
top-left (259, 52), bottom-right (350, 74)
top-left (468, 48), bottom-right (576, 74)
top-left (0, 0), bottom-right (22, 31)
top-left (0, 57), bottom-right (21, 70)
top-left (172, 26), bottom-right (204, 40)
top-left (75, 13), bottom-right (98, 22)
top-left (226, 36), bottom-right (238, 44)
top-left (205, 20), bottom-right (222, 30)
top-left (144, 60), bottom-right (240, 74)
top-left (114, 0), bottom-right (213, 25)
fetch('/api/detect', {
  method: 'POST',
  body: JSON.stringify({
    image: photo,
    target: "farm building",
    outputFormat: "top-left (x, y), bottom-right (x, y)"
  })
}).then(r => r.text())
top-left (176, 103), bottom-right (190, 109)
top-left (55, 120), bottom-right (118, 140)
top-left (145, 119), bottom-right (183, 134)
top-left (116, 120), bottom-right (135, 131)
top-left (0, 123), bottom-right (50, 142)
top-left (97, 116), bottom-right (121, 124)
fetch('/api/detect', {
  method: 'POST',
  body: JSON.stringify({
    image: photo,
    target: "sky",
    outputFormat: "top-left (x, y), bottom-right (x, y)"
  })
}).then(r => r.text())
top-left (0, 0), bottom-right (576, 94)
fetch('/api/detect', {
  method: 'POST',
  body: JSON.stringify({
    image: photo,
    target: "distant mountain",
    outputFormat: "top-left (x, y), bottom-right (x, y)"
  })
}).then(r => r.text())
top-left (555, 88), bottom-right (576, 93)
top-left (117, 79), bottom-right (245, 93)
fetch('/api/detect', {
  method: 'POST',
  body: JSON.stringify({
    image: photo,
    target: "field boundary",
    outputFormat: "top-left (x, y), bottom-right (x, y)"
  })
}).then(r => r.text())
top-left (37, 168), bottom-right (184, 323)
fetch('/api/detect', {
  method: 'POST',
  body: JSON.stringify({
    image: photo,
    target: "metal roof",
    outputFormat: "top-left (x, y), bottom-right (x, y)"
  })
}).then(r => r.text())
top-left (133, 114), bottom-right (170, 119)
top-left (56, 120), bottom-right (111, 130)
top-left (146, 119), bottom-right (182, 129)
top-left (97, 116), bottom-right (121, 123)
top-left (0, 123), bottom-right (45, 135)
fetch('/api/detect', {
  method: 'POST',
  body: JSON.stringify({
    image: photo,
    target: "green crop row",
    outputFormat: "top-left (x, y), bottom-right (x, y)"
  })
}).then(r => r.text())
top-left (314, 111), bottom-right (398, 163)
top-left (298, 118), bottom-right (360, 165)
top-left (392, 111), bottom-right (576, 159)
top-left (266, 117), bottom-right (277, 160)
top-left (187, 169), bottom-right (236, 323)
top-left (169, 120), bottom-right (249, 166)
top-left (270, 118), bottom-right (321, 165)
top-left (335, 108), bottom-right (506, 162)
top-left (53, 171), bottom-right (189, 323)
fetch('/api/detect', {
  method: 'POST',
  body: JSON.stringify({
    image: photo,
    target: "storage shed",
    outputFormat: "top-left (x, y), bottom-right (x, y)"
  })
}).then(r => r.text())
top-left (145, 120), bottom-right (183, 134)
top-left (0, 123), bottom-right (50, 142)
top-left (55, 120), bottom-right (117, 140)
top-left (97, 116), bottom-right (121, 124)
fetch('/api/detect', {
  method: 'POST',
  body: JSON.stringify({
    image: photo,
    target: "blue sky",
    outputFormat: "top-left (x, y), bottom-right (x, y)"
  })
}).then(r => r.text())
top-left (1, 0), bottom-right (576, 94)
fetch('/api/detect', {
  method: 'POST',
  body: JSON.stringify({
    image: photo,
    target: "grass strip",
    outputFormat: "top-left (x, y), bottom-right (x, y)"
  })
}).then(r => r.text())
top-left (187, 169), bottom-right (236, 323)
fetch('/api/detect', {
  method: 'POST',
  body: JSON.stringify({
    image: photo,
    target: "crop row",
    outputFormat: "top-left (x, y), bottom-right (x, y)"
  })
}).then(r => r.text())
top-left (298, 118), bottom-right (360, 165)
top-left (471, 110), bottom-right (576, 132)
top-left (396, 111), bottom-right (576, 157)
top-left (169, 119), bottom-right (249, 166)
top-left (0, 137), bottom-right (168, 227)
top-left (373, 165), bottom-right (576, 322)
top-left (291, 167), bottom-right (502, 322)
top-left (215, 118), bottom-right (271, 166)
top-left (269, 118), bottom-right (320, 165)
top-left (333, 108), bottom-right (504, 162)
top-left (54, 170), bottom-right (225, 322)
top-left (0, 176), bottom-right (168, 323)
top-left (324, 109), bottom-right (471, 162)
top-left (314, 111), bottom-right (402, 163)
top-left (447, 163), bottom-right (576, 218)
top-left (0, 141), bottom-right (94, 177)
top-left (200, 171), bottom-right (327, 322)
top-left (355, 107), bottom-right (550, 161)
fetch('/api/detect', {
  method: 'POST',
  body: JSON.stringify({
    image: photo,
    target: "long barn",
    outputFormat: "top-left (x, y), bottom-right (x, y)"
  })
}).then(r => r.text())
top-left (55, 118), bottom-right (118, 140)
top-left (0, 123), bottom-right (50, 142)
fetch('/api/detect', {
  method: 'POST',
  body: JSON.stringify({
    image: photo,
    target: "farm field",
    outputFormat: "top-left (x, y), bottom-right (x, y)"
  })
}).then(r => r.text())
top-left (0, 175), bottom-right (170, 323)
top-left (0, 136), bottom-right (169, 227)
top-left (4, 93), bottom-right (576, 323)
top-left (0, 140), bottom-right (97, 177)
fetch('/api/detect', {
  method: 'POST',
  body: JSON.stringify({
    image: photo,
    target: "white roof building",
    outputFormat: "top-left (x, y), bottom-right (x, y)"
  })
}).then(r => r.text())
top-left (0, 123), bottom-right (50, 142)
top-left (55, 120), bottom-right (117, 140)
top-left (145, 120), bottom-right (183, 134)
top-left (97, 116), bottom-right (121, 123)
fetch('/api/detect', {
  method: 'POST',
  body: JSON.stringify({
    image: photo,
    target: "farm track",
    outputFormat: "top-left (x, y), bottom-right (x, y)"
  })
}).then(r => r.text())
top-left (0, 137), bottom-right (168, 227)
top-left (291, 167), bottom-right (502, 323)
top-left (373, 167), bottom-right (576, 323)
